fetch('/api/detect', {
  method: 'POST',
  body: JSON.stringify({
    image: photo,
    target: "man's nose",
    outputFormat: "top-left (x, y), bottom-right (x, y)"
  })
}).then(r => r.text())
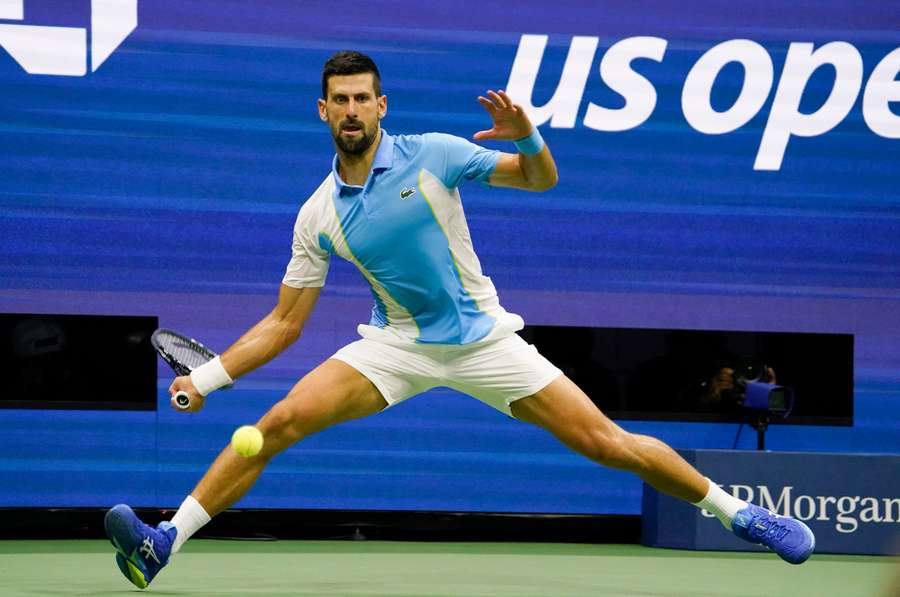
top-left (345, 99), bottom-right (357, 116)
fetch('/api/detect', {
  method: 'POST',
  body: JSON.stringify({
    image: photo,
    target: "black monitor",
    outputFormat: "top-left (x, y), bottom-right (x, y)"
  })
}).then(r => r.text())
top-left (0, 313), bottom-right (158, 410)
top-left (519, 325), bottom-right (853, 426)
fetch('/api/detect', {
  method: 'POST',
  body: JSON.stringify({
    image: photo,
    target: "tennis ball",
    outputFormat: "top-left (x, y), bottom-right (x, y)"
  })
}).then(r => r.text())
top-left (231, 425), bottom-right (264, 457)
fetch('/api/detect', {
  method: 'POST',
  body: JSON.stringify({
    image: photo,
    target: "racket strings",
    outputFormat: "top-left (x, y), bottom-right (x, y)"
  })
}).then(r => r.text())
top-left (157, 333), bottom-right (215, 371)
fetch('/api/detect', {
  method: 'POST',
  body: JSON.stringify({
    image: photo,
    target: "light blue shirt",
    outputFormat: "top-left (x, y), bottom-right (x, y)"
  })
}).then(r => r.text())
top-left (284, 130), bottom-right (523, 345)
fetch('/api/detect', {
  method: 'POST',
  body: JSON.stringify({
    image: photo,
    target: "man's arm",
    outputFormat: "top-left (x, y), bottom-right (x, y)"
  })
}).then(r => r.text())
top-left (169, 284), bottom-right (321, 411)
top-left (220, 284), bottom-right (321, 378)
top-left (488, 147), bottom-right (557, 192)
top-left (473, 89), bottom-right (558, 192)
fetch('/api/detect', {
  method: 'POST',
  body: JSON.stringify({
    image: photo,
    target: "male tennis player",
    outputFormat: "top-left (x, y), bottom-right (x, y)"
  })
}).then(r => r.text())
top-left (105, 51), bottom-right (815, 588)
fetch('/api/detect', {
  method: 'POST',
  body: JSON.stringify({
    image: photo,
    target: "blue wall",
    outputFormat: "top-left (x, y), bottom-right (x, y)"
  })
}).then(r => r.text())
top-left (1, 1), bottom-right (898, 513)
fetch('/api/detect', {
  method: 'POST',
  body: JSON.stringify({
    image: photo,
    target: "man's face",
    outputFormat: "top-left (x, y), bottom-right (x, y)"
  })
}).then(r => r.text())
top-left (318, 73), bottom-right (386, 155)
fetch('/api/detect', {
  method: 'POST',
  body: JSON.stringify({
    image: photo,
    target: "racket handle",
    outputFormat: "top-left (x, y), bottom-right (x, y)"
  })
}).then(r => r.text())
top-left (174, 390), bottom-right (191, 411)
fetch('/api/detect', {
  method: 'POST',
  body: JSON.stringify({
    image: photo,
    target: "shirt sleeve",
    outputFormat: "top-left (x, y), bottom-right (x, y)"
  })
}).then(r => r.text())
top-left (282, 198), bottom-right (330, 288)
top-left (431, 133), bottom-right (500, 188)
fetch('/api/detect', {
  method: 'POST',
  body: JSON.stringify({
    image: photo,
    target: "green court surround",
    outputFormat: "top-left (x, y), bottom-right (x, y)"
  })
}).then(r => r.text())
top-left (0, 540), bottom-right (895, 596)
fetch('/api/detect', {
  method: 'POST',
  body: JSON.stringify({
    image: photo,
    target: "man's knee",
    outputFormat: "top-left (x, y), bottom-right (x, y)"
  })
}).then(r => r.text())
top-left (256, 399), bottom-right (311, 452)
top-left (256, 380), bottom-right (384, 452)
top-left (578, 428), bottom-right (642, 471)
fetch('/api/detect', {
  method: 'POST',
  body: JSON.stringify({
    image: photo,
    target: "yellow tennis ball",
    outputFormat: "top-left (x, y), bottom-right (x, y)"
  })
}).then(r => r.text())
top-left (231, 425), bottom-right (263, 457)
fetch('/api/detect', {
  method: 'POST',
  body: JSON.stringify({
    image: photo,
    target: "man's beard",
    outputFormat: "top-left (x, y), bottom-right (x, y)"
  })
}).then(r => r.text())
top-left (333, 119), bottom-right (377, 155)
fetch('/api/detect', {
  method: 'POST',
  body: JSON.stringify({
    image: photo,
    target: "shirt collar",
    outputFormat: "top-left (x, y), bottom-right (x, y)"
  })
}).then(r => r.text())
top-left (332, 129), bottom-right (395, 195)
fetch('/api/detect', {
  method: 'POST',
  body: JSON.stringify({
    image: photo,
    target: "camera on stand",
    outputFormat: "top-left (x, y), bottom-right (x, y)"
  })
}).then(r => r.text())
top-left (732, 362), bottom-right (795, 449)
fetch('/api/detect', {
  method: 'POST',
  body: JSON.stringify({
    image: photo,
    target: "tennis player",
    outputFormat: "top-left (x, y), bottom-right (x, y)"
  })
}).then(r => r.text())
top-left (105, 50), bottom-right (815, 588)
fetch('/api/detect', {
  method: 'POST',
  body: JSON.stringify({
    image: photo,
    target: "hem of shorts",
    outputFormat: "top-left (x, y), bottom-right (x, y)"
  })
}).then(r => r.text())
top-left (281, 279), bottom-right (326, 289)
top-left (328, 354), bottom-right (398, 408)
top-left (504, 369), bottom-right (564, 417)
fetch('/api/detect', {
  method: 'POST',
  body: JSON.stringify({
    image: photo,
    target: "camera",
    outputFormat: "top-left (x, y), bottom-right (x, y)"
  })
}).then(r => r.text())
top-left (732, 362), bottom-right (794, 417)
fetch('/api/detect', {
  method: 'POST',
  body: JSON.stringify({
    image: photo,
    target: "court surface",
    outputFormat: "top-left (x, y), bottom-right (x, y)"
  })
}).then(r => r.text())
top-left (0, 540), bottom-right (895, 596)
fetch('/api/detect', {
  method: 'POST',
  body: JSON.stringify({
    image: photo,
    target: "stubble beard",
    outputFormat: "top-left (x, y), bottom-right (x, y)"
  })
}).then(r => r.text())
top-left (333, 120), bottom-right (378, 155)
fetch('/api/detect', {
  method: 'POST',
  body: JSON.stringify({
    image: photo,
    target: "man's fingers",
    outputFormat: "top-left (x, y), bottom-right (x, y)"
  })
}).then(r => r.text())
top-left (486, 90), bottom-right (509, 110)
top-left (481, 90), bottom-right (521, 114)
top-left (477, 96), bottom-right (497, 112)
top-left (478, 89), bottom-right (525, 139)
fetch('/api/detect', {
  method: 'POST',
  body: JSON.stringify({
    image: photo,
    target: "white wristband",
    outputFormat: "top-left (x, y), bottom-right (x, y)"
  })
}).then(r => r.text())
top-left (190, 356), bottom-right (233, 397)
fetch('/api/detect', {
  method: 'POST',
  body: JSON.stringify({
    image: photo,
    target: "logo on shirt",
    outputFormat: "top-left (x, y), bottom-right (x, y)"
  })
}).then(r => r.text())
top-left (400, 187), bottom-right (417, 200)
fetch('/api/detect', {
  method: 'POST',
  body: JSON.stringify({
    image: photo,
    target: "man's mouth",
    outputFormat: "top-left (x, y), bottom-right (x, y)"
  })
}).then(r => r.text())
top-left (342, 123), bottom-right (363, 136)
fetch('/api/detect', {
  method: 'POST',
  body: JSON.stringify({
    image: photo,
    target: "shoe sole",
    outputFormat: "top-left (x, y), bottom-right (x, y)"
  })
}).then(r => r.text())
top-left (105, 505), bottom-right (150, 589)
top-left (115, 552), bottom-right (149, 589)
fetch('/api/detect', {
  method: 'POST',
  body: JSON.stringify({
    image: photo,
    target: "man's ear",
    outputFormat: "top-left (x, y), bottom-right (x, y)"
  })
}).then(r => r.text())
top-left (317, 98), bottom-right (328, 122)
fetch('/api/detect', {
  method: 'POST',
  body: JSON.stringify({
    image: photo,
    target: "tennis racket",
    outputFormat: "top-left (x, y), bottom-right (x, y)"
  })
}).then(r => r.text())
top-left (151, 328), bottom-right (228, 410)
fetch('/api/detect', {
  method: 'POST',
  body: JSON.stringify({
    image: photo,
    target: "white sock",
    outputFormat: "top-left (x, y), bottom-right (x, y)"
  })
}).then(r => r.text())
top-left (170, 495), bottom-right (211, 553)
top-left (692, 478), bottom-right (748, 530)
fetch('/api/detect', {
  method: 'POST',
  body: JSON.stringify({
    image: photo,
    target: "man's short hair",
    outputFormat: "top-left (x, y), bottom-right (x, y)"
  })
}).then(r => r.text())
top-left (321, 51), bottom-right (382, 99)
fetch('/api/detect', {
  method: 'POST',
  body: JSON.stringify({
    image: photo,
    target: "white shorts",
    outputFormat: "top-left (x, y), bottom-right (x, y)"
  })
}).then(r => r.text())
top-left (331, 332), bottom-right (563, 417)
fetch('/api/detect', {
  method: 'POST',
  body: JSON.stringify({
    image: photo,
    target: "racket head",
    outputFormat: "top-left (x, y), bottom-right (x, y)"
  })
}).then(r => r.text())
top-left (151, 328), bottom-right (218, 376)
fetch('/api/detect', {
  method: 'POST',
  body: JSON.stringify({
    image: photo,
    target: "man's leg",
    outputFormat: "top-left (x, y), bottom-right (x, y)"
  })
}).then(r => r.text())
top-left (106, 358), bottom-right (387, 588)
top-left (189, 358), bottom-right (387, 518)
top-left (510, 374), bottom-right (815, 564)
top-left (510, 374), bottom-right (708, 502)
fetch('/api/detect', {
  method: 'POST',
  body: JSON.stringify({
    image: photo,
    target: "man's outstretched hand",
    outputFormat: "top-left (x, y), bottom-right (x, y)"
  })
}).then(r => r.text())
top-left (474, 90), bottom-right (533, 141)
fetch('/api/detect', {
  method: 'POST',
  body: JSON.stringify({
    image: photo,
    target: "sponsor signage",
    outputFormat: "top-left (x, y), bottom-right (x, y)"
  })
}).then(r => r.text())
top-left (642, 450), bottom-right (900, 555)
top-left (507, 35), bottom-right (900, 171)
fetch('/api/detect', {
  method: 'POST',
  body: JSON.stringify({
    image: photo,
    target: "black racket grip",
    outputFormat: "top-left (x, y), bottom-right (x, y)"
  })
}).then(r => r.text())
top-left (173, 391), bottom-right (191, 411)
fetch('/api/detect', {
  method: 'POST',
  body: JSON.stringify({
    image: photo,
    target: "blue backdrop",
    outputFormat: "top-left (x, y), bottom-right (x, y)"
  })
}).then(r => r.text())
top-left (1, 1), bottom-right (898, 514)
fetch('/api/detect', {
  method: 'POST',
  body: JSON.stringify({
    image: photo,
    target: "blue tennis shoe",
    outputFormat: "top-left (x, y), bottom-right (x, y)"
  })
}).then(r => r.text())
top-left (105, 504), bottom-right (177, 589)
top-left (731, 503), bottom-right (815, 564)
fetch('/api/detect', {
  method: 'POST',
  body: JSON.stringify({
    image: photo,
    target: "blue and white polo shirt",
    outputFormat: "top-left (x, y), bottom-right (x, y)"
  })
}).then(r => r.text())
top-left (282, 130), bottom-right (524, 345)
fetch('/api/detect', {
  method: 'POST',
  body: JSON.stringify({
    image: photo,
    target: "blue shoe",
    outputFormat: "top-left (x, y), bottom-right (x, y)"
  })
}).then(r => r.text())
top-left (731, 503), bottom-right (815, 564)
top-left (104, 504), bottom-right (177, 589)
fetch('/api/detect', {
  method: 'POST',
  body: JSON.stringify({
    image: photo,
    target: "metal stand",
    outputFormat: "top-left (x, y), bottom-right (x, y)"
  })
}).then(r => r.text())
top-left (749, 413), bottom-right (770, 450)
